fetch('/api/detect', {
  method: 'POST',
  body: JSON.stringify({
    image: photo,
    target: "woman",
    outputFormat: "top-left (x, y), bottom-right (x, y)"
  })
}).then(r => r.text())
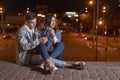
top-left (35, 13), bottom-right (85, 72)
top-left (36, 13), bottom-right (64, 70)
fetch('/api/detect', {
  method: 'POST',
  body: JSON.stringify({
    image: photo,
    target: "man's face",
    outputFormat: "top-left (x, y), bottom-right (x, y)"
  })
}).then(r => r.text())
top-left (27, 18), bottom-right (37, 29)
top-left (50, 17), bottom-right (57, 28)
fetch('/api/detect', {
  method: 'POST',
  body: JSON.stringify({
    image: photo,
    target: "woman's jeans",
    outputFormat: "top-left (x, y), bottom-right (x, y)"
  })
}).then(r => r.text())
top-left (30, 55), bottom-right (66, 68)
top-left (30, 41), bottom-right (64, 60)
top-left (29, 41), bottom-right (65, 68)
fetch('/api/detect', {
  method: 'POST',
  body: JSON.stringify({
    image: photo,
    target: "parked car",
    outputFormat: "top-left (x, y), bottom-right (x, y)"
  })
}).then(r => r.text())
top-left (85, 36), bottom-right (96, 41)
top-left (2, 34), bottom-right (12, 39)
top-left (58, 27), bottom-right (69, 34)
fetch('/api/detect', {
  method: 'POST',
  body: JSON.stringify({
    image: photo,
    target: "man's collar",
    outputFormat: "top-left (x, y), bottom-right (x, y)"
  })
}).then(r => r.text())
top-left (24, 24), bottom-right (34, 33)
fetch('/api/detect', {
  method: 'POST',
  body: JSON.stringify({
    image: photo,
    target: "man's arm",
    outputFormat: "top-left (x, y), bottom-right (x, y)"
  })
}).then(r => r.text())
top-left (17, 29), bottom-right (40, 50)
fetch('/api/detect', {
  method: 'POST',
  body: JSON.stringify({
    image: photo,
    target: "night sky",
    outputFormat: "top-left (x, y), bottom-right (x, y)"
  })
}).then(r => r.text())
top-left (0, 0), bottom-right (119, 13)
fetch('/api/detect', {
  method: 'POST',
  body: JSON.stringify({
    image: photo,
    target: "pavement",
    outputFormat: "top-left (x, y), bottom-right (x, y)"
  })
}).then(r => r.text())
top-left (0, 61), bottom-right (120, 80)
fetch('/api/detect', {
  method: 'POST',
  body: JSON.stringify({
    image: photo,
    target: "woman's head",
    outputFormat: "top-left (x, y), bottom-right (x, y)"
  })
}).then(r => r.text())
top-left (44, 13), bottom-right (57, 28)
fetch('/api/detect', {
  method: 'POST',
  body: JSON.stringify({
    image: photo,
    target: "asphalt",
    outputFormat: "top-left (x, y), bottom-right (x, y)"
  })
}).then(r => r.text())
top-left (0, 61), bottom-right (120, 80)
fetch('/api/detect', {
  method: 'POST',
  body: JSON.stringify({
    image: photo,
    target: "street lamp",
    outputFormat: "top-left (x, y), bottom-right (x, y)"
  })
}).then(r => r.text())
top-left (0, 7), bottom-right (3, 27)
top-left (102, 6), bottom-right (106, 27)
top-left (88, 0), bottom-right (99, 61)
top-left (95, 0), bottom-right (100, 61)
top-left (26, 8), bottom-right (29, 13)
top-left (88, 0), bottom-right (96, 36)
top-left (102, 6), bottom-right (108, 61)
top-left (89, 0), bottom-right (94, 5)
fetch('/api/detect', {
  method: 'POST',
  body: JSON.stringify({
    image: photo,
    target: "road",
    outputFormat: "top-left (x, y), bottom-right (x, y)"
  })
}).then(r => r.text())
top-left (62, 33), bottom-right (96, 61)
top-left (62, 32), bottom-right (120, 61)
top-left (0, 32), bottom-right (120, 62)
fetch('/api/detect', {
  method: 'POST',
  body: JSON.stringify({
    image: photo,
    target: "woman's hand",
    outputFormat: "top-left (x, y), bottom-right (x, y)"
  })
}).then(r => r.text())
top-left (48, 27), bottom-right (55, 37)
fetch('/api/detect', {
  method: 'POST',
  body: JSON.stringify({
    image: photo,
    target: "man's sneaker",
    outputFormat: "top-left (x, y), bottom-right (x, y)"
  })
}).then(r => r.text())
top-left (72, 61), bottom-right (86, 70)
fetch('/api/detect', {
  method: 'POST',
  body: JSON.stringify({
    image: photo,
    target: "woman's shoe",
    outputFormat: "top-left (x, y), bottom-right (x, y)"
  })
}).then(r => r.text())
top-left (40, 61), bottom-right (45, 69)
top-left (72, 61), bottom-right (86, 70)
top-left (46, 61), bottom-right (58, 73)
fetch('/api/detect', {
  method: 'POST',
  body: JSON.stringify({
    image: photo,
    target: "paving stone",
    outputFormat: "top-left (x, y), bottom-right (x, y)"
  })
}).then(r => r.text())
top-left (63, 69), bottom-right (72, 80)
top-left (53, 75), bottom-right (62, 80)
top-left (4, 67), bottom-right (24, 80)
top-left (72, 70), bottom-right (81, 80)
top-left (0, 61), bottom-right (120, 80)
top-left (33, 73), bottom-right (44, 80)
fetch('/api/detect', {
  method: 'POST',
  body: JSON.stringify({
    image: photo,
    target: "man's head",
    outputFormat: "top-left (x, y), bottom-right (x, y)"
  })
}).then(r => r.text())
top-left (25, 12), bottom-right (37, 29)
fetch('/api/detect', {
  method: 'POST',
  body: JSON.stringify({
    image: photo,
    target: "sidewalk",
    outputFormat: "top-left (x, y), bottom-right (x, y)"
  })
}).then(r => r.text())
top-left (0, 61), bottom-right (120, 80)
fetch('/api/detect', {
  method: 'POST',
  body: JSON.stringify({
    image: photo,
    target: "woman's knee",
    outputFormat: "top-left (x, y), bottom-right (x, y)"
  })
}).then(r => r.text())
top-left (57, 41), bottom-right (65, 48)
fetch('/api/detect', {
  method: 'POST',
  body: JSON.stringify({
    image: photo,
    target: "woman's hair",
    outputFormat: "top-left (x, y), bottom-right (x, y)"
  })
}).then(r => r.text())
top-left (25, 12), bottom-right (36, 21)
top-left (44, 13), bottom-right (54, 27)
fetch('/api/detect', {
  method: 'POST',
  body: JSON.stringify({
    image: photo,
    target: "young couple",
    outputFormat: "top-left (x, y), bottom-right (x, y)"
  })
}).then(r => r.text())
top-left (16, 12), bottom-right (85, 73)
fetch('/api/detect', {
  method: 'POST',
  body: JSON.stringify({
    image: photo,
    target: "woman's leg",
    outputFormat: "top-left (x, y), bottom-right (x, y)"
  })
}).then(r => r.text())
top-left (50, 42), bottom-right (65, 59)
top-left (52, 59), bottom-right (85, 70)
top-left (30, 44), bottom-right (58, 73)
top-left (36, 44), bottom-right (50, 60)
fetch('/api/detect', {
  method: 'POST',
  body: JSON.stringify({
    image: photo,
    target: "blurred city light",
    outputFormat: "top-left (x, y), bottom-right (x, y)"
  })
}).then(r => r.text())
top-left (85, 7), bottom-right (88, 13)
top-left (41, 15), bottom-right (45, 17)
top-left (0, 7), bottom-right (3, 13)
top-left (0, 7), bottom-right (3, 27)
top-left (68, 15), bottom-right (72, 18)
top-left (102, 6), bottom-right (106, 13)
top-left (74, 14), bottom-right (79, 17)
top-left (76, 19), bottom-right (78, 22)
top-left (89, 0), bottom-right (94, 5)
top-left (54, 14), bottom-right (57, 17)
top-left (65, 12), bottom-right (76, 15)
top-left (99, 20), bottom-right (103, 25)
top-left (26, 8), bottom-right (29, 13)
top-left (37, 14), bottom-right (42, 17)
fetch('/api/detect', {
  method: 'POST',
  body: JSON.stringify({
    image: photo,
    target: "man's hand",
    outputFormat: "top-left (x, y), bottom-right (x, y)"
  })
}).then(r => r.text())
top-left (34, 28), bottom-right (38, 40)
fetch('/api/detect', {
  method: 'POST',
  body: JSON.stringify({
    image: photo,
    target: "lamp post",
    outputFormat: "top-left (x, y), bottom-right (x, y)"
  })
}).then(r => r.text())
top-left (119, 29), bottom-right (120, 44)
top-left (88, 0), bottom-right (100, 61)
top-left (89, 0), bottom-right (96, 31)
top-left (95, 0), bottom-right (100, 61)
top-left (102, 6), bottom-right (108, 61)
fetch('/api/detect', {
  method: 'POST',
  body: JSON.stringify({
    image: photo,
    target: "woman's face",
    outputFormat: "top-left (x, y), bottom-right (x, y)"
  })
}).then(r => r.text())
top-left (50, 17), bottom-right (57, 28)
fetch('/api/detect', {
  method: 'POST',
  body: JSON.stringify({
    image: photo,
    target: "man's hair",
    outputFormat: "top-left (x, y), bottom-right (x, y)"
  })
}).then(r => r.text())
top-left (25, 12), bottom-right (36, 21)
top-left (44, 13), bottom-right (54, 26)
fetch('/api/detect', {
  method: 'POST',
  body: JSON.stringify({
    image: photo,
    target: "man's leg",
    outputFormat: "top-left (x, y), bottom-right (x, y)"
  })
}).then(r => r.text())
top-left (50, 42), bottom-right (64, 59)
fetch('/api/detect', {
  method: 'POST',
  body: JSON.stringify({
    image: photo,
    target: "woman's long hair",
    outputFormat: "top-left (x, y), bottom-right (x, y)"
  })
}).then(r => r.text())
top-left (44, 13), bottom-right (57, 30)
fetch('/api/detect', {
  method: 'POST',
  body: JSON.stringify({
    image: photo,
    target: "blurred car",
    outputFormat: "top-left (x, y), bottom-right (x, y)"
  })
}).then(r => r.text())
top-left (2, 34), bottom-right (12, 39)
top-left (85, 36), bottom-right (96, 41)
top-left (58, 27), bottom-right (69, 34)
